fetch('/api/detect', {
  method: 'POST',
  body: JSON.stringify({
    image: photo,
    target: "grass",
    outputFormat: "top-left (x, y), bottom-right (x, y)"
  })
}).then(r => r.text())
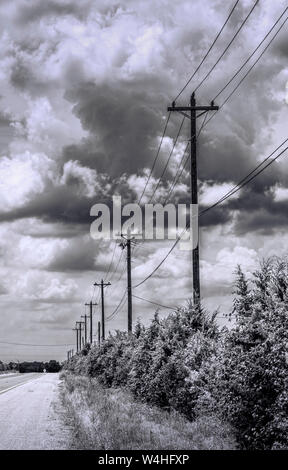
top-left (60, 372), bottom-right (237, 450)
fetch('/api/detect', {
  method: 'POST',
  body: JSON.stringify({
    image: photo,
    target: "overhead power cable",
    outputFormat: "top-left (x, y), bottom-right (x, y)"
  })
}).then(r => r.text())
top-left (133, 140), bottom-right (288, 288)
top-left (106, 291), bottom-right (127, 321)
top-left (194, 0), bottom-right (260, 93)
top-left (132, 294), bottom-right (176, 310)
top-left (149, 116), bottom-right (186, 203)
top-left (138, 112), bottom-right (171, 205)
top-left (213, 4), bottom-right (288, 101)
top-left (163, 10), bottom-right (288, 205)
top-left (174, 0), bottom-right (240, 101)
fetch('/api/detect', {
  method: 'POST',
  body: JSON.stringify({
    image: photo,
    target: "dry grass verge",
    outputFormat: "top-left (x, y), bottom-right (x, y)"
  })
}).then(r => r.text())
top-left (60, 372), bottom-right (237, 450)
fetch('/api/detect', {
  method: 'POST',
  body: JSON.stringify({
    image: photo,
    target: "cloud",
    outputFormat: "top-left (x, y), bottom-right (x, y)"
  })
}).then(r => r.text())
top-left (0, 0), bottom-right (287, 358)
top-left (0, 151), bottom-right (55, 212)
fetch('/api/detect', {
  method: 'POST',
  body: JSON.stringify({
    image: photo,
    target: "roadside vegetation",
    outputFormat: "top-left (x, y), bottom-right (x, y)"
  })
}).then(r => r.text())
top-left (63, 257), bottom-right (288, 450)
top-left (60, 372), bottom-right (236, 450)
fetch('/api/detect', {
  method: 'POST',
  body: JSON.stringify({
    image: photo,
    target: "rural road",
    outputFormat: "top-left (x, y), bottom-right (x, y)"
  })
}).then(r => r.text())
top-left (0, 373), bottom-right (71, 450)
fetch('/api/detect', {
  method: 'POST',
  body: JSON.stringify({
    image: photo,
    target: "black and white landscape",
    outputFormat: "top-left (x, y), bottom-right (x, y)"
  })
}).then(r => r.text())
top-left (0, 0), bottom-right (287, 452)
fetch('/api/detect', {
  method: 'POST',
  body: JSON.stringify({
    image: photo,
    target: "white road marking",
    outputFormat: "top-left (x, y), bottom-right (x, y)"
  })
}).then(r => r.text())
top-left (0, 375), bottom-right (42, 395)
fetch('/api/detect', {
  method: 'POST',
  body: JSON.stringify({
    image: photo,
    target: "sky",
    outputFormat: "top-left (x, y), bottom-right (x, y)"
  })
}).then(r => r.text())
top-left (0, 0), bottom-right (287, 361)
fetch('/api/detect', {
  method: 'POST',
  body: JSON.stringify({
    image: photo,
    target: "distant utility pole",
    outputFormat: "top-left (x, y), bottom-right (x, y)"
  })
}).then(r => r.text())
top-left (85, 301), bottom-right (97, 344)
top-left (72, 326), bottom-right (79, 352)
top-left (168, 93), bottom-right (218, 303)
top-left (98, 321), bottom-right (101, 344)
top-left (94, 280), bottom-right (111, 341)
top-left (76, 321), bottom-right (84, 351)
top-left (119, 230), bottom-right (137, 334)
top-left (81, 313), bottom-right (88, 345)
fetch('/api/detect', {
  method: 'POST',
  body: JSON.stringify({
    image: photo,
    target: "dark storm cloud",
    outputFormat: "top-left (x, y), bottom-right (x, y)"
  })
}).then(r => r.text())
top-left (1, 0), bottom-right (288, 232)
top-left (199, 206), bottom-right (231, 227)
top-left (0, 164), bottom-right (137, 225)
top-left (47, 237), bottom-right (100, 272)
top-left (64, 82), bottom-right (175, 176)
top-left (233, 206), bottom-right (288, 235)
top-left (0, 284), bottom-right (8, 295)
top-left (0, 185), bottom-right (94, 224)
top-left (15, 0), bottom-right (90, 25)
top-left (10, 61), bottom-right (37, 90)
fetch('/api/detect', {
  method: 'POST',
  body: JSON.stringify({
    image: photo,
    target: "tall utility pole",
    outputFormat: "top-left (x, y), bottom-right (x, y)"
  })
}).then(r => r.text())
top-left (94, 280), bottom-right (111, 341)
top-left (72, 326), bottom-right (79, 352)
top-left (85, 301), bottom-right (97, 344)
top-left (168, 93), bottom-right (218, 303)
top-left (76, 321), bottom-right (84, 351)
top-left (119, 231), bottom-right (137, 334)
top-left (98, 321), bottom-right (101, 344)
top-left (81, 313), bottom-right (88, 345)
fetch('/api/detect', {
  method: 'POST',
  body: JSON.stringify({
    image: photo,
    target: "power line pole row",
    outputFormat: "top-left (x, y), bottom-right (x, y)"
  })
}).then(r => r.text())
top-left (70, 96), bottom-right (218, 352)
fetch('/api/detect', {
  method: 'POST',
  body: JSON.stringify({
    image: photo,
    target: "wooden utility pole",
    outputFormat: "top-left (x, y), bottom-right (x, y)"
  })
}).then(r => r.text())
top-left (85, 301), bottom-right (97, 344)
top-left (81, 314), bottom-right (88, 345)
top-left (98, 321), bottom-right (101, 344)
top-left (119, 231), bottom-right (137, 333)
top-left (168, 93), bottom-right (218, 303)
top-left (72, 326), bottom-right (79, 352)
top-left (94, 280), bottom-right (111, 341)
top-left (76, 321), bottom-right (84, 351)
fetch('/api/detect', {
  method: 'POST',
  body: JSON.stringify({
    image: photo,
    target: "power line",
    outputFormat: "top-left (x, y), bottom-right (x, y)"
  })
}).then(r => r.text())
top-left (136, 1), bottom-right (256, 211)
top-left (132, 294), bottom-right (176, 310)
top-left (162, 11), bottom-right (288, 206)
top-left (138, 111), bottom-right (171, 205)
top-left (194, 0), bottom-right (260, 93)
top-left (106, 291), bottom-right (127, 321)
top-left (213, 5), bottom-right (288, 101)
top-left (132, 139), bottom-right (288, 289)
top-left (103, 240), bottom-right (117, 282)
top-left (174, 0), bottom-right (240, 101)
top-left (205, 13), bottom-right (288, 127)
top-left (149, 116), bottom-right (186, 203)
top-left (79, 4), bottom-right (286, 328)
top-left (201, 141), bottom-right (288, 212)
top-left (161, 112), bottom-right (215, 207)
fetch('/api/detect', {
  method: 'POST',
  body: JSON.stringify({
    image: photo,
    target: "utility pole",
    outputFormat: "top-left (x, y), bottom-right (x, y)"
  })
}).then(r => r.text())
top-left (119, 230), bottom-right (137, 334)
top-left (85, 301), bottom-right (97, 344)
top-left (72, 326), bottom-right (79, 352)
top-left (76, 321), bottom-right (84, 351)
top-left (81, 313), bottom-right (88, 345)
top-left (98, 321), bottom-right (101, 344)
top-left (94, 280), bottom-right (111, 341)
top-left (168, 93), bottom-right (218, 303)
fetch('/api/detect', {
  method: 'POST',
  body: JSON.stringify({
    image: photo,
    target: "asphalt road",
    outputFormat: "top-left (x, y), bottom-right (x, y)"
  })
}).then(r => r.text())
top-left (0, 373), bottom-right (71, 450)
top-left (0, 372), bottom-right (42, 394)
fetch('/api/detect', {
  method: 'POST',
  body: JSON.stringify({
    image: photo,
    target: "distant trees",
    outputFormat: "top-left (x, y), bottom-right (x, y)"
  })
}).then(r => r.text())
top-left (0, 361), bottom-right (18, 372)
top-left (44, 360), bottom-right (61, 372)
top-left (19, 360), bottom-right (61, 373)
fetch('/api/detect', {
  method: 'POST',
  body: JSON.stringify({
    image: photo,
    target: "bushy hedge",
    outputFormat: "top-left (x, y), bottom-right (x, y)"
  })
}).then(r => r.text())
top-left (65, 257), bottom-right (288, 450)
